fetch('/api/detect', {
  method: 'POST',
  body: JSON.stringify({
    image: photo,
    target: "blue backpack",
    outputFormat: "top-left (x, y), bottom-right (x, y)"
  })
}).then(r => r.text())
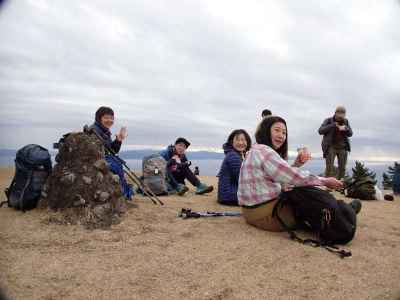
top-left (3, 144), bottom-right (52, 211)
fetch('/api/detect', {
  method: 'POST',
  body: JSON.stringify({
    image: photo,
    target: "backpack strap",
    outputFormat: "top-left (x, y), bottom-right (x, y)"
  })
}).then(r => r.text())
top-left (272, 193), bottom-right (352, 259)
top-left (18, 170), bottom-right (34, 212)
top-left (1, 177), bottom-right (16, 208)
top-left (0, 198), bottom-right (8, 207)
top-left (272, 196), bottom-right (319, 244)
top-left (321, 243), bottom-right (352, 258)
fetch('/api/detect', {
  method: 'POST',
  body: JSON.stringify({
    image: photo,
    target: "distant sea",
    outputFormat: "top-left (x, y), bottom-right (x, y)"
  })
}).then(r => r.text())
top-left (127, 158), bottom-right (391, 188)
top-left (0, 154), bottom-right (394, 188)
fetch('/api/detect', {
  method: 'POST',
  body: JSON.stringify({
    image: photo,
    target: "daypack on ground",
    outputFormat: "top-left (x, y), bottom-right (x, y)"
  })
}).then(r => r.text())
top-left (274, 187), bottom-right (356, 257)
top-left (142, 154), bottom-right (168, 196)
top-left (3, 144), bottom-right (52, 211)
top-left (346, 177), bottom-right (376, 200)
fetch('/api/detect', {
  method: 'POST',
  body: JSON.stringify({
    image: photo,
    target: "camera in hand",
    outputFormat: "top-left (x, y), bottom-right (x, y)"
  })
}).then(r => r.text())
top-left (168, 159), bottom-right (192, 171)
top-left (336, 119), bottom-right (344, 125)
top-left (177, 161), bottom-right (192, 169)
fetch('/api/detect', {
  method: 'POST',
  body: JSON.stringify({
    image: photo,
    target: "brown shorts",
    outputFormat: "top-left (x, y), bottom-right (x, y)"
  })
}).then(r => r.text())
top-left (242, 199), bottom-right (296, 232)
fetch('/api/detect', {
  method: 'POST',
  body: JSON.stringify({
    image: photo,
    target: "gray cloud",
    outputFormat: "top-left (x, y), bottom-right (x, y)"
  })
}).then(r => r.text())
top-left (0, 0), bottom-right (399, 160)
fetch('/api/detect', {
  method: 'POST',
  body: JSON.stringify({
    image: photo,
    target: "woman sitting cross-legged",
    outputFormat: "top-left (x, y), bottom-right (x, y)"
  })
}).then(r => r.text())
top-left (238, 116), bottom-right (361, 232)
top-left (160, 138), bottom-right (213, 196)
top-left (217, 129), bottom-right (251, 206)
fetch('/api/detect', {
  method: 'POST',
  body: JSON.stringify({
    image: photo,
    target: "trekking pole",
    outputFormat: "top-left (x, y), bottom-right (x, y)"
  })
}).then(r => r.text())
top-left (85, 125), bottom-right (163, 205)
top-left (83, 125), bottom-right (164, 205)
top-left (178, 208), bottom-right (241, 219)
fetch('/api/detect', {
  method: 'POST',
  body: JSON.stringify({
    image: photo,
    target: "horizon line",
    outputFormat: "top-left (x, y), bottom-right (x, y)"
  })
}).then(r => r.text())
top-left (0, 146), bottom-right (398, 163)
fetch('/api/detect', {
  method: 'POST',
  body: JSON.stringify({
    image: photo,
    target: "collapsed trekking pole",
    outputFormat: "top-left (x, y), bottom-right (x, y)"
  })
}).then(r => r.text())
top-left (83, 125), bottom-right (164, 205)
top-left (178, 208), bottom-right (241, 219)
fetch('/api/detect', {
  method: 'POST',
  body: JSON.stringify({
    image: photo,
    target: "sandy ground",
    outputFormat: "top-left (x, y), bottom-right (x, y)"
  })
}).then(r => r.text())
top-left (0, 167), bottom-right (399, 300)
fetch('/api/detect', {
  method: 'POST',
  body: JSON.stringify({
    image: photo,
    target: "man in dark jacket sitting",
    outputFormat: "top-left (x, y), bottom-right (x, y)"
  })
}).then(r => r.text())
top-left (318, 106), bottom-right (353, 179)
top-left (160, 138), bottom-right (213, 196)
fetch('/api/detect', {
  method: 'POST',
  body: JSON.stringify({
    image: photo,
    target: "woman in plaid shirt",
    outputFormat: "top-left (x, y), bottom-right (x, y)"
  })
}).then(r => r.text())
top-left (238, 116), bottom-right (343, 231)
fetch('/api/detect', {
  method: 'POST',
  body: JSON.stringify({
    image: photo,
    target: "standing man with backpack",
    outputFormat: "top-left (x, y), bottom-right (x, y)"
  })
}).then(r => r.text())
top-left (160, 138), bottom-right (213, 196)
top-left (319, 106), bottom-right (353, 180)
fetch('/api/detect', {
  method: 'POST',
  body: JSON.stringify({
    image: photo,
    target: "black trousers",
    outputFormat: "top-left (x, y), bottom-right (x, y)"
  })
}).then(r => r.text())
top-left (168, 165), bottom-right (200, 188)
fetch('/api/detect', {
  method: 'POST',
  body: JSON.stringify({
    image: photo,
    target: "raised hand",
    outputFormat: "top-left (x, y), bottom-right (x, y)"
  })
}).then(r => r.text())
top-left (116, 126), bottom-right (128, 141)
top-left (293, 147), bottom-right (311, 167)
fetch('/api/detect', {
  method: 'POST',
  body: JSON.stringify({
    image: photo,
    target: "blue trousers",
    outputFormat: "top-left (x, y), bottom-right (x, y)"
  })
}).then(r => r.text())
top-left (105, 155), bottom-right (134, 200)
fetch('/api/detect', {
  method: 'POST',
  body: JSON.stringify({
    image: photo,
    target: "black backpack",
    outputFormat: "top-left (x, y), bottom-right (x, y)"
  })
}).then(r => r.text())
top-left (273, 186), bottom-right (356, 258)
top-left (2, 144), bottom-right (52, 211)
top-left (345, 177), bottom-right (376, 200)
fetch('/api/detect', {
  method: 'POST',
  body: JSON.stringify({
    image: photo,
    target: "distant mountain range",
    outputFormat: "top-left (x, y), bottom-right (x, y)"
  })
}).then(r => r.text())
top-left (0, 148), bottom-right (326, 161)
top-left (0, 148), bottom-right (225, 160)
top-left (120, 149), bottom-right (224, 160)
top-left (0, 149), bottom-right (17, 156)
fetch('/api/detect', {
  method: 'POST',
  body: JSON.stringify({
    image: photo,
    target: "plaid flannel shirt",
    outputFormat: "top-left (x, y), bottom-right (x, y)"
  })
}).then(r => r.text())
top-left (238, 144), bottom-right (323, 207)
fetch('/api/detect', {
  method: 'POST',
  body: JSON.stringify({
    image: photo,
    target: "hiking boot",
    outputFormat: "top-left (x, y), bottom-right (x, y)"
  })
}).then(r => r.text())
top-left (195, 183), bottom-right (213, 195)
top-left (349, 199), bottom-right (362, 215)
top-left (176, 184), bottom-right (189, 196)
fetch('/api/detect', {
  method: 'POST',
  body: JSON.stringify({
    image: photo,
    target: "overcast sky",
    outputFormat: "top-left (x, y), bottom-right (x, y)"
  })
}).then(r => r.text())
top-left (0, 0), bottom-right (399, 160)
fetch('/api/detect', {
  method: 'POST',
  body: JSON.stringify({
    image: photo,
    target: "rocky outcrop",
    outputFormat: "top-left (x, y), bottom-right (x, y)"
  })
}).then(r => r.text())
top-left (39, 132), bottom-right (128, 229)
